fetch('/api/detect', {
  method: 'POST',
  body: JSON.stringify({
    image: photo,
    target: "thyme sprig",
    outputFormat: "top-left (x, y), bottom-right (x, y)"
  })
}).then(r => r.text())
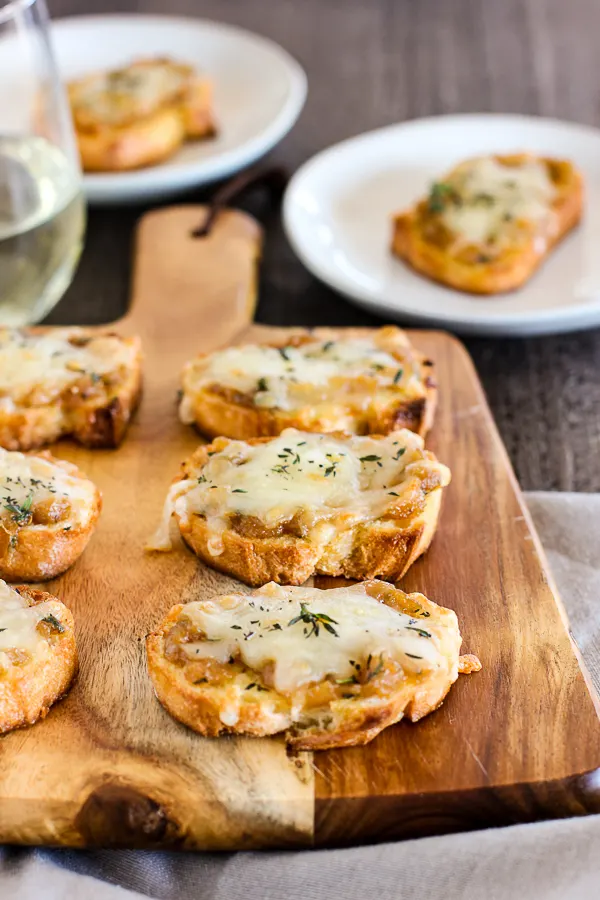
top-left (4, 492), bottom-right (34, 524)
top-left (288, 603), bottom-right (339, 638)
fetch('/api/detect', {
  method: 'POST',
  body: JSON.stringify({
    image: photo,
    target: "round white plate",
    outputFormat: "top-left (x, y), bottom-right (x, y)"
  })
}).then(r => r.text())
top-left (38, 15), bottom-right (306, 204)
top-left (284, 114), bottom-right (600, 337)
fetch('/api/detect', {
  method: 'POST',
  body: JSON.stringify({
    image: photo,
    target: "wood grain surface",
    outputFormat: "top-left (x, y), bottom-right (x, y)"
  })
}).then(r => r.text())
top-left (0, 205), bottom-right (599, 850)
top-left (46, 0), bottom-right (600, 494)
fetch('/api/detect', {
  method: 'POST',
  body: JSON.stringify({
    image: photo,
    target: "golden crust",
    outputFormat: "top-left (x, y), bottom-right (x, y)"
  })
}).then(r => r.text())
top-left (391, 153), bottom-right (584, 295)
top-left (0, 327), bottom-right (142, 451)
top-left (180, 326), bottom-right (437, 441)
top-left (0, 451), bottom-right (101, 582)
top-left (0, 587), bottom-right (77, 734)
top-left (146, 581), bottom-right (478, 750)
top-left (69, 58), bottom-right (216, 172)
top-left (160, 431), bottom-right (449, 587)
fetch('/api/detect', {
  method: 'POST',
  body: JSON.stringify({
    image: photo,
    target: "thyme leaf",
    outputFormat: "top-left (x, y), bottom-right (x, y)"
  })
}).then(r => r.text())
top-left (405, 626), bottom-right (432, 638)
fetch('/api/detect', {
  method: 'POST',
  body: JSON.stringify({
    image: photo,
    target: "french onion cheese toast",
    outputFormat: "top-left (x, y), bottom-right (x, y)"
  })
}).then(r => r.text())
top-left (148, 428), bottom-right (450, 586)
top-left (68, 57), bottom-right (216, 172)
top-left (0, 581), bottom-right (77, 733)
top-left (179, 326), bottom-right (436, 440)
top-left (392, 154), bottom-right (583, 294)
top-left (147, 580), bottom-right (480, 749)
top-left (0, 327), bottom-right (142, 450)
top-left (0, 449), bottom-right (101, 582)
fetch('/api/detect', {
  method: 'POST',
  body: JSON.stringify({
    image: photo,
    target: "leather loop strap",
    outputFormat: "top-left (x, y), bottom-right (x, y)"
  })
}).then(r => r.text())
top-left (191, 165), bottom-right (288, 238)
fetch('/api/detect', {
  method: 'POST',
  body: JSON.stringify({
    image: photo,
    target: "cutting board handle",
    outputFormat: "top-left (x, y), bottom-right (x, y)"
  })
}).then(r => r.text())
top-left (121, 205), bottom-right (263, 355)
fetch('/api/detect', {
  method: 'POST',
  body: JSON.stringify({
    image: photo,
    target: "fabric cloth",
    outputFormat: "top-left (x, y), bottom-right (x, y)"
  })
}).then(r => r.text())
top-left (2, 491), bottom-right (600, 900)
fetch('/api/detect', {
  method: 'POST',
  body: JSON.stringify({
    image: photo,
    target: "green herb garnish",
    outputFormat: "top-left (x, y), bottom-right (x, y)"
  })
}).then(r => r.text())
top-left (364, 652), bottom-right (385, 683)
top-left (41, 614), bottom-right (65, 633)
top-left (405, 626), bottom-right (432, 638)
top-left (4, 493), bottom-right (34, 524)
top-left (427, 181), bottom-right (456, 213)
top-left (288, 603), bottom-right (339, 639)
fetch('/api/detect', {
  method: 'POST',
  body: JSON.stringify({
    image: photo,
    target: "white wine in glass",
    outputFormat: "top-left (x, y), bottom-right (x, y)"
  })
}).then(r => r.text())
top-left (0, 0), bottom-right (85, 325)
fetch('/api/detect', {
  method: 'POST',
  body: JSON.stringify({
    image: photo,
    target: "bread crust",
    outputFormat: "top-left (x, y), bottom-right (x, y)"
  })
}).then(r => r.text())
top-left (0, 451), bottom-right (101, 582)
top-left (0, 587), bottom-right (77, 734)
top-left (180, 326), bottom-right (437, 441)
top-left (153, 430), bottom-right (449, 587)
top-left (392, 154), bottom-right (583, 295)
top-left (0, 327), bottom-right (142, 450)
top-left (146, 581), bottom-right (477, 749)
top-left (69, 58), bottom-right (216, 172)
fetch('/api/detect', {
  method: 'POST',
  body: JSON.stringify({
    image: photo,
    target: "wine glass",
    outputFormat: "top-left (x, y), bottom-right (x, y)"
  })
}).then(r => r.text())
top-left (0, 0), bottom-right (85, 325)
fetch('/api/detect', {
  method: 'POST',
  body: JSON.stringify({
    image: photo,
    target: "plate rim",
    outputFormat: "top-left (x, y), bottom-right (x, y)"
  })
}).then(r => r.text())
top-left (50, 13), bottom-right (307, 203)
top-left (283, 112), bottom-right (600, 337)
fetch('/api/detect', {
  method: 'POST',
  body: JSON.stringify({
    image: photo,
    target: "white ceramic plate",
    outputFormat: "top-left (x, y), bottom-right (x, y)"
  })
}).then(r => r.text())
top-left (31, 15), bottom-right (306, 204)
top-left (284, 114), bottom-right (600, 336)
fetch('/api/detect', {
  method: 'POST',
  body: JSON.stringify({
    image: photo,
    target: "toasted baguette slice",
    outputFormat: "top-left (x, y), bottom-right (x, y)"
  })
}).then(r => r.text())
top-left (180, 326), bottom-right (436, 440)
top-left (148, 428), bottom-right (450, 586)
top-left (392, 153), bottom-right (583, 295)
top-left (0, 449), bottom-right (101, 581)
top-left (147, 580), bottom-right (480, 749)
top-left (0, 581), bottom-right (77, 733)
top-left (69, 57), bottom-right (216, 172)
top-left (0, 326), bottom-right (142, 450)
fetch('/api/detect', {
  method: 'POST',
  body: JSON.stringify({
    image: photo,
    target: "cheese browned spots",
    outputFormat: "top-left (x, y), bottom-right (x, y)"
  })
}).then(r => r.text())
top-left (0, 582), bottom-right (63, 663)
top-left (0, 328), bottom-right (136, 408)
top-left (0, 450), bottom-right (97, 533)
top-left (180, 328), bottom-right (426, 418)
top-left (173, 581), bottom-right (458, 696)
top-left (149, 428), bottom-right (450, 553)
top-left (70, 59), bottom-right (194, 128)
top-left (429, 156), bottom-right (557, 254)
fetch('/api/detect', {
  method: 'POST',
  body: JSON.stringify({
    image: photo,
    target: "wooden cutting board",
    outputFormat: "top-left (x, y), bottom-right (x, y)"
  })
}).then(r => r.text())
top-left (1, 206), bottom-right (599, 850)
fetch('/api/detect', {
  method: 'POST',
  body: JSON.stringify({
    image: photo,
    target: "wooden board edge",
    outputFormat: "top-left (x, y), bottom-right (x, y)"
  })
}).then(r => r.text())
top-left (438, 332), bottom-right (600, 718)
top-left (314, 766), bottom-right (600, 847)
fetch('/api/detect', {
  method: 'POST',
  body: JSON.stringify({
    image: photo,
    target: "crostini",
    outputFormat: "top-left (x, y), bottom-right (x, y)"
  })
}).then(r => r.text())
top-left (0, 449), bottom-right (101, 582)
top-left (0, 326), bottom-right (142, 450)
top-left (148, 428), bottom-right (450, 586)
top-left (392, 153), bottom-right (583, 294)
top-left (146, 580), bottom-right (480, 749)
top-left (68, 57), bottom-right (216, 172)
top-left (0, 581), bottom-right (77, 733)
top-left (179, 326), bottom-right (436, 440)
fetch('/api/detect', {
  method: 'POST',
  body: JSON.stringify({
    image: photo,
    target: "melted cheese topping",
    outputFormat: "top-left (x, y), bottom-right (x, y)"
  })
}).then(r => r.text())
top-left (0, 328), bottom-right (135, 407)
top-left (0, 581), bottom-right (56, 658)
top-left (0, 449), bottom-right (97, 529)
top-left (180, 330), bottom-right (424, 416)
top-left (149, 428), bottom-right (449, 552)
top-left (71, 60), bottom-right (191, 127)
top-left (439, 157), bottom-right (556, 248)
top-left (180, 582), bottom-right (453, 694)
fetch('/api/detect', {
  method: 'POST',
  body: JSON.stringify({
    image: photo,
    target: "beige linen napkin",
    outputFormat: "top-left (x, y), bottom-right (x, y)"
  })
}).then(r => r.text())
top-left (2, 492), bottom-right (599, 900)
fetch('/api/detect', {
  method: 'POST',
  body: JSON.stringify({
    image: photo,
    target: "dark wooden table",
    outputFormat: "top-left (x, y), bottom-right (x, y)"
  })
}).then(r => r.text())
top-left (48, 0), bottom-right (600, 492)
